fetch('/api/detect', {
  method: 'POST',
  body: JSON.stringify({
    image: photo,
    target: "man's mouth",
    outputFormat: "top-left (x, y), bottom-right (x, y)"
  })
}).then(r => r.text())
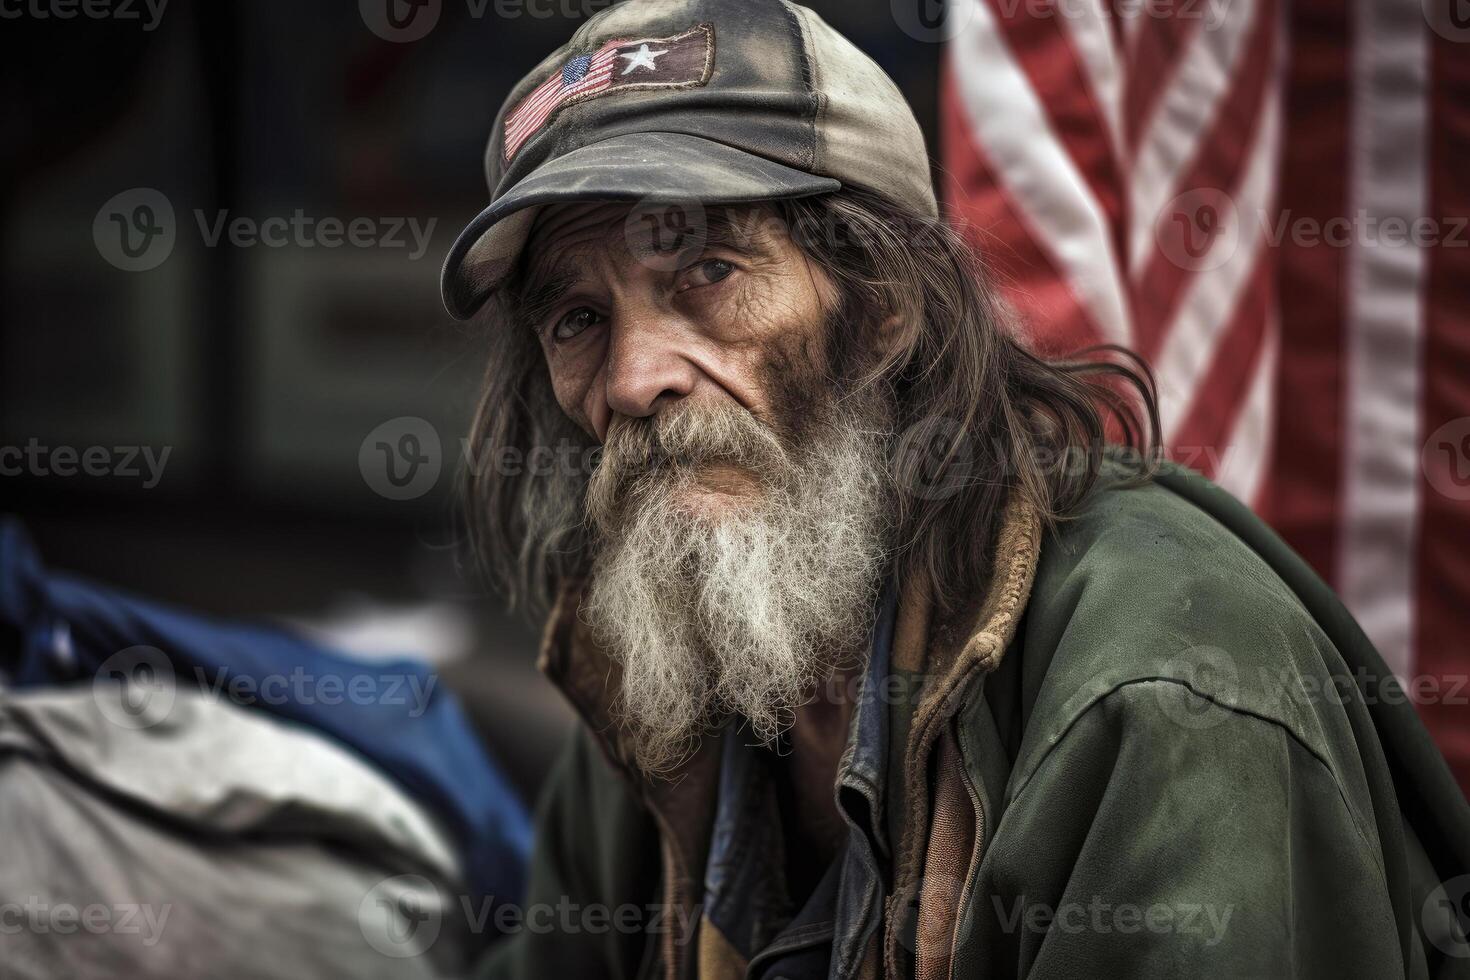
top-left (686, 462), bottom-right (759, 494)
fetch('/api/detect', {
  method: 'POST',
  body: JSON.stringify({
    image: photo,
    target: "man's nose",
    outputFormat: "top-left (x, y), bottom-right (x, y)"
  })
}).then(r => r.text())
top-left (603, 313), bottom-right (699, 420)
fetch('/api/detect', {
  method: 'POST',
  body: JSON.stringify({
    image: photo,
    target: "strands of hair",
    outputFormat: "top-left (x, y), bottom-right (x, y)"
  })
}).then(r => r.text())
top-left (459, 187), bottom-right (1159, 621)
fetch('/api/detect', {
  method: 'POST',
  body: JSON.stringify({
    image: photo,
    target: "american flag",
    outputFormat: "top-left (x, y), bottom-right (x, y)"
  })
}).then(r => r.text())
top-left (504, 39), bottom-right (622, 162)
top-left (941, 0), bottom-right (1470, 789)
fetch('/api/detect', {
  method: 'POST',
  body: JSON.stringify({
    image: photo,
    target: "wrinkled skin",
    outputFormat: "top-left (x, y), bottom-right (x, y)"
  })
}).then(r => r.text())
top-left (521, 199), bottom-right (866, 884)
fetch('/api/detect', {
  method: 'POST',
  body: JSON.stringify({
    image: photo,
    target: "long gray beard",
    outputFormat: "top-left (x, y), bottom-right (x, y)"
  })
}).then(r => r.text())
top-left (582, 392), bottom-right (893, 775)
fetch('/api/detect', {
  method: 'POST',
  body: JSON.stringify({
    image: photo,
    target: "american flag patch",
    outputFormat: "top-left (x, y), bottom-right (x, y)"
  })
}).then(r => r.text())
top-left (502, 23), bottom-right (715, 164)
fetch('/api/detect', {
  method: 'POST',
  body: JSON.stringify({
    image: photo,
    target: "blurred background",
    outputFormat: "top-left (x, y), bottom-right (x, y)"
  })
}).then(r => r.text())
top-left (0, 0), bottom-right (941, 800)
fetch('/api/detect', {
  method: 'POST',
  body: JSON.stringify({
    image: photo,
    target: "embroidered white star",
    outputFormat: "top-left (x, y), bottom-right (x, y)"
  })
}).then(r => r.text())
top-left (619, 43), bottom-right (668, 75)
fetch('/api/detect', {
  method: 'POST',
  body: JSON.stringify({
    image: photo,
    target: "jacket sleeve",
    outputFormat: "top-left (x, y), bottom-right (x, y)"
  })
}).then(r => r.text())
top-left (962, 680), bottom-right (1410, 979)
top-left (477, 724), bottom-right (663, 980)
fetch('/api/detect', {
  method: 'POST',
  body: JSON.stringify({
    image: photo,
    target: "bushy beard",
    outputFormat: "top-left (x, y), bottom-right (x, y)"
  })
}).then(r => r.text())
top-left (582, 379), bottom-right (894, 776)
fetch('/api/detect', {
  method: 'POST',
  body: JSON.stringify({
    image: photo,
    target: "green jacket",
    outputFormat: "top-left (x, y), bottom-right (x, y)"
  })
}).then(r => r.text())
top-left (483, 460), bottom-right (1470, 979)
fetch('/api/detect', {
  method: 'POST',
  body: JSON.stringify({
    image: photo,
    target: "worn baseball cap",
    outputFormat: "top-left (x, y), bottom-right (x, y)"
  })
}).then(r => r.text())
top-left (440, 0), bottom-right (936, 320)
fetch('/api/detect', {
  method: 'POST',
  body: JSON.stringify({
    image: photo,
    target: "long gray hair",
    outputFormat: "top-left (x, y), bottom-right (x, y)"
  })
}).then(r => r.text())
top-left (459, 188), bottom-right (1158, 619)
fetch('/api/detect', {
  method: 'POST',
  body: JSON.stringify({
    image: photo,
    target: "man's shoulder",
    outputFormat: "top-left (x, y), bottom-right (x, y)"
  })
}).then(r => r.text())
top-left (1027, 457), bottom-right (1321, 663)
top-left (1008, 459), bottom-right (1368, 797)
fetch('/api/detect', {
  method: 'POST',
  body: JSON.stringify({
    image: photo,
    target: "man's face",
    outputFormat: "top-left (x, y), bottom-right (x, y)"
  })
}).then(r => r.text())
top-left (520, 200), bottom-right (839, 514)
top-left (517, 199), bottom-right (893, 774)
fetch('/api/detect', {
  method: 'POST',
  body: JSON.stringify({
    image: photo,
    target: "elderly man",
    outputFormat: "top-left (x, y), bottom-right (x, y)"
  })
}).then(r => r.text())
top-left (441, 1), bottom-right (1470, 977)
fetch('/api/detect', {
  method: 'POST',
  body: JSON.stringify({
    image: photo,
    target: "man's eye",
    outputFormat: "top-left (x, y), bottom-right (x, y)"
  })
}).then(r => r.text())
top-left (679, 258), bottom-right (734, 291)
top-left (551, 307), bottom-right (603, 341)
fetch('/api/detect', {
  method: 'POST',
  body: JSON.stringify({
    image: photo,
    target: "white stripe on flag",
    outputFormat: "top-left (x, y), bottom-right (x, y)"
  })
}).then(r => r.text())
top-left (1128, 0), bottom-right (1258, 275)
top-left (1219, 307), bottom-right (1278, 506)
top-left (1338, 0), bottom-right (1430, 680)
top-left (1156, 88), bottom-right (1280, 444)
top-left (948, 0), bottom-right (1132, 343)
top-left (1061, 0), bottom-right (1125, 162)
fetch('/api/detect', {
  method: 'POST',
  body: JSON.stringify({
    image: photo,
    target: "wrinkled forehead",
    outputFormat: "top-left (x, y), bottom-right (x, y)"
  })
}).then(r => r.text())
top-left (521, 199), bottom-right (792, 284)
top-left (524, 201), bottom-right (636, 275)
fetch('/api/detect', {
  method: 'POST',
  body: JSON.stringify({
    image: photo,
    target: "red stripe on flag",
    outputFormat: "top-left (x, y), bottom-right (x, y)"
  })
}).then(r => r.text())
top-left (1414, 24), bottom-right (1470, 792)
top-left (1132, 0), bottom-right (1279, 360)
top-left (1170, 248), bottom-right (1273, 478)
top-left (1121, 0), bottom-right (1202, 155)
top-left (1258, 0), bottom-right (1351, 587)
top-left (985, 0), bottom-right (1128, 267)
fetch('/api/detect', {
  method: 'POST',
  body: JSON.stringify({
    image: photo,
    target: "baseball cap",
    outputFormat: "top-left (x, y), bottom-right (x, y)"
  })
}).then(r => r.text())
top-left (440, 0), bottom-right (936, 320)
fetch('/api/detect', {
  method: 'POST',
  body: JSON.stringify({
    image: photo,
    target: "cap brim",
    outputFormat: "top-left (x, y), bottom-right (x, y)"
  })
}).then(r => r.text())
top-left (440, 131), bottom-right (841, 320)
